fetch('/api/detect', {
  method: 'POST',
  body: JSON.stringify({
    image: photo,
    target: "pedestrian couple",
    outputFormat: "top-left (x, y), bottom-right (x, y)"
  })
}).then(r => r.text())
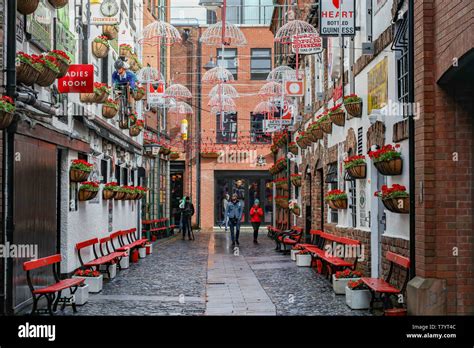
top-left (180, 196), bottom-right (195, 240)
top-left (225, 193), bottom-right (264, 246)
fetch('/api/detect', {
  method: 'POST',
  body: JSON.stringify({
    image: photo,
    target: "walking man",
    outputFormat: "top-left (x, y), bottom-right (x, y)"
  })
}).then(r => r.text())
top-left (225, 193), bottom-right (243, 247)
top-left (181, 196), bottom-right (195, 240)
top-left (249, 199), bottom-right (264, 244)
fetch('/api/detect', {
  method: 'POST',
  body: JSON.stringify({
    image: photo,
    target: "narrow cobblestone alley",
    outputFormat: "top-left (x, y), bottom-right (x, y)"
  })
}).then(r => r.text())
top-left (60, 230), bottom-right (370, 316)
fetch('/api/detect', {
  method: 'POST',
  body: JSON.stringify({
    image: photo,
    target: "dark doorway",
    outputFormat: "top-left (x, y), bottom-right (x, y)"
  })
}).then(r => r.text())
top-left (304, 169), bottom-right (312, 243)
top-left (170, 172), bottom-right (184, 227)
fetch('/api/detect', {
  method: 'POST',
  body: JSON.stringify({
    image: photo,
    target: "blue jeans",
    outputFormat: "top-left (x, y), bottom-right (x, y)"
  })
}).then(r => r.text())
top-left (229, 219), bottom-right (240, 243)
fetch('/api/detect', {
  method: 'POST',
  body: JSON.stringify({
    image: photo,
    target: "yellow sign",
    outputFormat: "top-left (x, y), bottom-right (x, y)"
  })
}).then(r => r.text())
top-left (367, 57), bottom-right (388, 114)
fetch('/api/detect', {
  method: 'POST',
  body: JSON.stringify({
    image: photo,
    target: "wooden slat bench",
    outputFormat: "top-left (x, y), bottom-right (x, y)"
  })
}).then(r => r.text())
top-left (276, 226), bottom-right (303, 252)
top-left (361, 251), bottom-right (410, 312)
top-left (23, 254), bottom-right (84, 315)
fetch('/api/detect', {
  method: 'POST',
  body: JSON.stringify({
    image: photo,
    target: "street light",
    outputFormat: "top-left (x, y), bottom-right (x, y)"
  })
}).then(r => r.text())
top-left (204, 56), bottom-right (217, 71)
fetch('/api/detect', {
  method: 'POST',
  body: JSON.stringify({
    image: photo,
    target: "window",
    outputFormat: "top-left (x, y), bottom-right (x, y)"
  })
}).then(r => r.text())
top-left (115, 165), bottom-right (121, 184)
top-left (100, 159), bottom-right (108, 183)
top-left (251, 48), bottom-right (272, 80)
top-left (325, 163), bottom-right (338, 224)
top-left (207, 10), bottom-right (217, 24)
top-left (122, 167), bottom-right (129, 185)
top-left (217, 48), bottom-right (237, 79)
top-left (250, 113), bottom-right (271, 143)
top-left (217, 0), bottom-right (273, 25)
top-left (348, 179), bottom-right (357, 227)
top-left (129, 0), bottom-right (136, 30)
top-left (216, 112), bottom-right (238, 144)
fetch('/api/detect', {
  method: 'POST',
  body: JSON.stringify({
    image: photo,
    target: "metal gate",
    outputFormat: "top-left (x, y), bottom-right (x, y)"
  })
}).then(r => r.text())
top-left (12, 135), bottom-right (58, 312)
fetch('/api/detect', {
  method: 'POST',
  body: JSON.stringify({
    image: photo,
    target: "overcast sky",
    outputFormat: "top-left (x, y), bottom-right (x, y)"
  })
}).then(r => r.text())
top-left (170, 0), bottom-right (207, 25)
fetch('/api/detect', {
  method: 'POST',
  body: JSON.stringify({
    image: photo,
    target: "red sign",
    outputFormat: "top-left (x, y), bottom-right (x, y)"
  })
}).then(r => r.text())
top-left (57, 65), bottom-right (94, 93)
top-left (285, 81), bottom-right (304, 96)
top-left (292, 34), bottom-right (323, 54)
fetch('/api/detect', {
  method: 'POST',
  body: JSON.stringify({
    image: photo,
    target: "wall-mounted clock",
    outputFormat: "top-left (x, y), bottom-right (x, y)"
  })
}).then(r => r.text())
top-left (100, 0), bottom-right (119, 17)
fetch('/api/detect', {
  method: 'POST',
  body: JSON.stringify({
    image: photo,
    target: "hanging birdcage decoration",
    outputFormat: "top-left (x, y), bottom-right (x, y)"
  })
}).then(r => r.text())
top-left (202, 66), bottom-right (234, 84)
top-left (200, 21), bottom-right (247, 46)
top-left (208, 84), bottom-right (239, 99)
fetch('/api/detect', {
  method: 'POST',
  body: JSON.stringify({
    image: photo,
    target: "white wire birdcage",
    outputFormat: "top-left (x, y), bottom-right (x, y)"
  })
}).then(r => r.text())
top-left (200, 21), bottom-right (247, 46)
top-left (136, 67), bottom-right (164, 83)
top-left (168, 101), bottom-right (194, 115)
top-left (258, 81), bottom-right (283, 98)
top-left (274, 19), bottom-right (318, 45)
top-left (138, 20), bottom-right (182, 46)
top-left (208, 84), bottom-right (239, 98)
top-left (253, 101), bottom-right (278, 114)
top-left (266, 65), bottom-right (297, 82)
top-left (202, 66), bottom-right (235, 84)
top-left (164, 83), bottom-right (192, 99)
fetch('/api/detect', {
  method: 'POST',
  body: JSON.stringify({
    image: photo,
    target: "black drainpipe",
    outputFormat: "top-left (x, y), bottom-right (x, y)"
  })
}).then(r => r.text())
top-left (408, 0), bottom-right (416, 279)
top-left (196, 31), bottom-right (202, 228)
top-left (4, 0), bottom-right (17, 315)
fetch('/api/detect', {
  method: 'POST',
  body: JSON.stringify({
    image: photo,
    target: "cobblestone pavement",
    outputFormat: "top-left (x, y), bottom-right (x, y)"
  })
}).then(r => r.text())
top-left (56, 229), bottom-right (371, 316)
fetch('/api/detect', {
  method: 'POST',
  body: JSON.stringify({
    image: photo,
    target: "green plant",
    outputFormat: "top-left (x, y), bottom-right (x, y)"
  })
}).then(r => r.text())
top-left (47, 50), bottom-right (71, 64)
top-left (343, 93), bottom-right (362, 104)
top-left (42, 55), bottom-right (60, 74)
top-left (335, 269), bottom-right (363, 279)
top-left (368, 144), bottom-right (402, 163)
top-left (104, 98), bottom-right (119, 109)
top-left (70, 159), bottom-right (93, 172)
top-left (0, 96), bottom-right (16, 113)
top-left (79, 181), bottom-right (100, 191)
top-left (343, 155), bottom-right (366, 169)
top-left (324, 189), bottom-right (347, 201)
top-left (103, 182), bottom-right (119, 191)
top-left (374, 184), bottom-right (409, 200)
top-left (94, 35), bottom-right (110, 46)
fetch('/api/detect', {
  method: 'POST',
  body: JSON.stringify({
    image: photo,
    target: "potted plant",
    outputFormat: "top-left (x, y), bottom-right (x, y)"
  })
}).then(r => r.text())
top-left (288, 142), bottom-right (298, 156)
top-left (160, 145), bottom-right (171, 156)
top-left (375, 184), bottom-right (410, 214)
top-left (121, 186), bottom-right (136, 200)
top-left (66, 283), bottom-right (89, 306)
top-left (170, 151), bottom-right (180, 160)
top-left (296, 250), bottom-right (312, 267)
top-left (290, 202), bottom-right (301, 216)
top-left (369, 144), bottom-right (403, 176)
top-left (102, 98), bottom-right (119, 119)
top-left (100, 261), bottom-right (117, 279)
top-left (138, 245), bottom-right (147, 258)
top-left (16, 52), bottom-right (41, 86)
top-left (274, 178), bottom-right (288, 191)
top-left (81, 82), bottom-right (110, 104)
top-left (135, 186), bottom-right (148, 200)
top-left (119, 44), bottom-right (133, 58)
top-left (47, 50), bottom-right (71, 78)
top-left (329, 104), bottom-right (346, 127)
top-left (146, 241), bottom-right (153, 255)
top-left (48, 0), bottom-right (68, 9)
top-left (132, 85), bottom-right (146, 101)
top-left (17, 0), bottom-right (40, 15)
top-left (73, 269), bottom-right (103, 293)
top-left (305, 123), bottom-right (320, 143)
top-left (345, 279), bottom-right (371, 309)
top-left (333, 269), bottom-right (363, 295)
top-left (114, 186), bottom-right (126, 201)
top-left (0, 96), bottom-right (16, 130)
top-left (344, 93), bottom-right (363, 118)
top-left (290, 173), bottom-right (302, 187)
top-left (325, 189), bottom-right (348, 210)
top-left (296, 132), bottom-right (308, 150)
top-left (78, 181), bottom-right (99, 201)
top-left (35, 54), bottom-right (60, 87)
top-left (92, 35), bottom-right (110, 59)
top-left (129, 112), bottom-right (138, 126)
top-left (344, 155), bottom-right (367, 179)
top-left (103, 182), bottom-right (118, 200)
top-left (70, 159), bottom-right (93, 182)
top-left (310, 121), bottom-right (324, 140)
top-left (129, 120), bottom-right (144, 137)
top-left (291, 245), bottom-right (305, 261)
top-left (102, 24), bottom-right (119, 40)
top-left (317, 112), bottom-right (332, 134)
top-left (275, 195), bottom-right (289, 209)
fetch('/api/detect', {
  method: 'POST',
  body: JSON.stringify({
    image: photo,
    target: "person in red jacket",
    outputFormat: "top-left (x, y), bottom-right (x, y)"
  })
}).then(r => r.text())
top-left (250, 199), bottom-right (264, 244)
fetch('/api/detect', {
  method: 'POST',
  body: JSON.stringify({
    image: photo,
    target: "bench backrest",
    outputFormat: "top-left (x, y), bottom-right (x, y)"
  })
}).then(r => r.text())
top-left (76, 238), bottom-right (99, 250)
top-left (23, 254), bottom-right (61, 271)
top-left (319, 231), bottom-right (360, 246)
top-left (386, 251), bottom-right (410, 269)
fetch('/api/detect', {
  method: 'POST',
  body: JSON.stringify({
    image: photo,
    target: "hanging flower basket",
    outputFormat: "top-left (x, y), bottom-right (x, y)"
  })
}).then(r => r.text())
top-left (92, 36), bottom-right (110, 59)
top-left (47, 50), bottom-right (71, 78)
top-left (369, 144), bottom-right (403, 176)
top-left (305, 127), bottom-right (319, 143)
top-left (48, 0), bottom-right (68, 8)
top-left (289, 200), bottom-right (301, 216)
top-left (119, 44), bottom-right (133, 58)
top-left (17, 0), bottom-right (40, 15)
top-left (160, 146), bottom-right (171, 156)
top-left (102, 99), bottom-right (119, 119)
top-left (375, 184), bottom-right (410, 214)
top-left (344, 94), bottom-right (363, 118)
top-left (129, 120), bottom-right (144, 137)
top-left (78, 182), bottom-right (99, 201)
top-left (320, 118), bottom-right (332, 134)
top-left (114, 191), bottom-right (126, 200)
top-left (310, 123), bottom-right (324, 140)
top-left (118, 119), bottom-right (129, 129)
top-left (274, 178), bottom-right (288, 191)
top-left (296, 133), bottom-right (308, 150)
top-left (16, 52), bottom-right (41, 86)
top-left (36, 66), bottom-right (57, 87)
top-left (135, 186), bottom-right (148, 200)
top-left (344, 155), bottom-right (367, 179)
top-left (325, 190), bottom-right (348, 210)
top-left (103, 182), bottom-right (118, 200)
top-left (170, 152), bottom-right (180, 160)
top-left (288, 142), bottom-right (298, 156)
top-left (275, 196), bottom-right (289, 209)
top-left (102, 25), bottom-right (119, 40)
top-left (70, 159), bottom-right (93, 182)
top-left (201, 152), bottom-right (220, 158)
top-left (81, 83), bottom-right (110, 104)
top-left (132, 86), bottom-right (146, 101)
top-left (291, 173), bottom-right (302, 187)
top-left (329, 104), bottom-right (346, 127)
top-left (35, 55), bottom-right (60, 87)
top-left (0, 96), bottom-right (16, 130)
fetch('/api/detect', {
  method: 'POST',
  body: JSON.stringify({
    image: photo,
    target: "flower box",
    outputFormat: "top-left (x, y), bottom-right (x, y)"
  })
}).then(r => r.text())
top-left (328, 199), bottom-right (348, 210)
top-left (138, 247), bottom-right (147, 259)
top-left (129, 126), bottom-right (142, 137)
top-left (47, 50), bottom-right (71, 78)
top-left (345, 285), bottom-right (371, 309)
top-left (296, 253), bottom-right (312, 267)
top-left (102, 103), bottom-right (118, 119)
top-left (66, 284), bottom-right (89, 306)
top-left (290, 249), bottom-right (300, 261)
top-left (101, 263), bottom-right (117, 279)
top-left (311, 125), bottom-right (324, 140)
top-left (332, 269), bottom-right (363, 295)
top-left (70, 169), bottom-right (90, 182)
top-left (36, 65), bottom-right (58, 87)
top-left (73, 273), bottom-right (103, 293)
top-left (369, 144), bottom-right (403, 176)
top-left (320, 119), bottom-right (333, 134)
top-left (16, 52), bottom-right (42, 85)
top-left (78, 189), bottom-right (98, 201)
top-left (374, 158), bottom-right (403, 176)
top-left (325, 190), bottom-right (348, 210)
top-left (18, 0), bottom-right (40, 15)
top-left (120, 252), bottom-right (130, 269)
top-left (0, 96), bottom-right (16, 130)
top-left (329, 104), bottom-right (346, 127)
top-left (114, 191), bottom-right (126, 200)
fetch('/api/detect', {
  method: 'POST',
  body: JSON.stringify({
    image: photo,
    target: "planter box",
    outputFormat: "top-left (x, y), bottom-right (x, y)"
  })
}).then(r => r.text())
top-left (345, 286), bottom-right (371, 309)
top-left (120, 252), bottom-right (130, 269)
top-left (296, 253), bottom-right (312, 267)
top-left (290, 249), bottom-right (300, 261)
top-left (146, 244), bottom-right (153, 255)
top-left (66, 284), bottom-right (89, 306)
top-left (332, 274), bottom-right (361, 295)
top-left (100, 263), bottom-right (117, 279)
top-left (138, 247), bottom-right (147, 259)
top-left (73, 274), bottom-right (103, 293)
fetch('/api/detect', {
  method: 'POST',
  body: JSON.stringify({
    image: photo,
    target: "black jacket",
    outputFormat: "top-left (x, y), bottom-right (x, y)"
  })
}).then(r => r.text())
top-left (182, 202), bottom-right (195, 217)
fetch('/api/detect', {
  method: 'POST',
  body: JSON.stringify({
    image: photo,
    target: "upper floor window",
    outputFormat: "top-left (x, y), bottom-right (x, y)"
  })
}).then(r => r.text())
top-left (251, 48), bottom-right (272, 80)
top-left (216, 112), bottom-right (238, 144)
top-left (222, 0), bottom-right (273, 25)
top-left (217, 48), bottom-right (238, 80)
top-left (250, 113), bottom-right (271, 144)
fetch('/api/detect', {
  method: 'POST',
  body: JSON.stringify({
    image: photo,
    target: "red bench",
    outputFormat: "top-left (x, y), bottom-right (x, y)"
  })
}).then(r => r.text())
top-left (76, 238), bottom-right (125, 278)
top-left (23, 254), bottom-right (84, 315)
top-left (267, 225), bottom-right (282, 239)
top-left (111, 228), bottom-right (147, 252)
top-left (361, 251), bottom-right (410, 312)
top-left (276, 226), bottom-right (303, 252)
top-left (303, 230), bottom-right (361, 278)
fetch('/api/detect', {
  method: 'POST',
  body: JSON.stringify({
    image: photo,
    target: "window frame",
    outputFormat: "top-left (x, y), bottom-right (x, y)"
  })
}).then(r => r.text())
top-left (250, 48), bottom-right (272, 80)
top-left (217, 48), bottom-right (238, 80)
top-left (250, 112), bottom-right (271, 144)
top-left (216, 112), bottom-right (238, 144)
